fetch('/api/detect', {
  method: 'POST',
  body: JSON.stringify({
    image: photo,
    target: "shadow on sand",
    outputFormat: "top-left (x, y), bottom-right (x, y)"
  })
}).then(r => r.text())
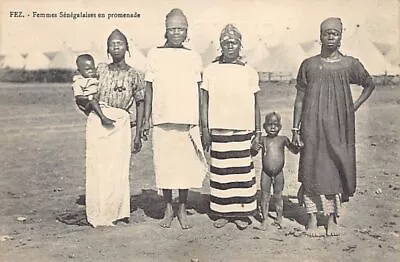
top-left (59, 190), bottom-right (308, 227)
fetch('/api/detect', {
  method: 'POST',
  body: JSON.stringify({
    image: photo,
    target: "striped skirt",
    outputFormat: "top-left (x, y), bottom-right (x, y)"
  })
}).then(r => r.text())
top-left (303, 194), bottom-right (341, 217)
top-left (209, 129), bottom-right (257, 217)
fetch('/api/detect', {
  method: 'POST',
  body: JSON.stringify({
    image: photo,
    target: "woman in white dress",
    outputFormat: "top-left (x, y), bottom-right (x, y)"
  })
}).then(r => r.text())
top-left (143, 8), bottom-right (207, 229)
top-left (76, 29), bottom-right (145, 227)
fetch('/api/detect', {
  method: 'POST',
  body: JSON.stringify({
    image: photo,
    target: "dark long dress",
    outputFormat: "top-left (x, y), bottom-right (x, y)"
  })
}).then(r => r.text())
top-left (296, 55), bottom-right (373, 202)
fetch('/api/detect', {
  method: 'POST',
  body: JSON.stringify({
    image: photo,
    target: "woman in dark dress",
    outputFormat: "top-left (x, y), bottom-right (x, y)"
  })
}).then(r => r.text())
top-left (292, 17), bottom-right (375, 237)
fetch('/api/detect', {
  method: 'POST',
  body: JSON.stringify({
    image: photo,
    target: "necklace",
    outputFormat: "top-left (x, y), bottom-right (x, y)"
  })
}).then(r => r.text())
top-left (112, 71), bottom-right (127, 92)
top-left (320, 51), bottom-right (342, 62)
top-left (321, 56), bottom-right (342, 62)
top-left (107, 63), bottom-right (129, 92)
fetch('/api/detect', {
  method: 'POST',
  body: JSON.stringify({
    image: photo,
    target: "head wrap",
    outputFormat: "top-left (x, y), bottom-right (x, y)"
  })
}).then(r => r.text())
top-left (107, 29), bottom-right (130, 54)
top-left (165, 8), bottom-right (188, 29)
top-left (320, 17), bottom-right (343, 34)
top-left (219, 24), bottom-right (242, 43)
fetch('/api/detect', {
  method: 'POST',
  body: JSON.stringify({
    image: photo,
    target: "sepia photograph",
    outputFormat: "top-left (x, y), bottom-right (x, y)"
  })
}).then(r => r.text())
top-left (0, 0), bottom-right (399, 261)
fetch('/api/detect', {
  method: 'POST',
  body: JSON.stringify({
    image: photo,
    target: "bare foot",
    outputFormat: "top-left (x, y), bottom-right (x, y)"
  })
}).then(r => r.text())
top-left (177, 204), bottom-right (192, 230)
top-left (101, 117), bottom-right (115, 126)
top-left (272, 220), bottom-right (283, 229)
top-left (305, 213), bottom-right (324, 237)
top-left (233, 219), bottom-right (249, 230)
top-left (305, 227), bottom-right (325, 237)
top-left (213, 218), bottom-right (229, 228)
top-left (254, 220), bottom-right (269, 231)
top-left (159, 203), bottom-right (174, 228)
top-left (325, 215), bottom-right (341, 236)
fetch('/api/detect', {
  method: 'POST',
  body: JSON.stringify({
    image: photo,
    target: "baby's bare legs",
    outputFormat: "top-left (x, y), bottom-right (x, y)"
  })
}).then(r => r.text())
top-left (254, 171), bottom-right (272, 231)
top-left (88, 100), bottom-right (115, 126)
top-left (160, 189), bottom-right (174, 228)
top-left (272, 171), bottom-right (284, 228)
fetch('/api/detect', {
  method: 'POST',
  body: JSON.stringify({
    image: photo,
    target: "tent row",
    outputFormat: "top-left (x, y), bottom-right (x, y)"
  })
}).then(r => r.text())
top-left (0, 43), bottom-right (147, 72)
top-left (1, 27), bottom-right (399, 78)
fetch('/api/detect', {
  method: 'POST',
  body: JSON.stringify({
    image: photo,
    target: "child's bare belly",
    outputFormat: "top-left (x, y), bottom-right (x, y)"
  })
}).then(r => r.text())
top-left (262, 155), bottom-right (284, 177)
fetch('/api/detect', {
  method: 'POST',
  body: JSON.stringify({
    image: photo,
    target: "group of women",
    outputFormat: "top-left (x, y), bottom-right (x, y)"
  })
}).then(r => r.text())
top-left (76, 9), bottom-right (375, 235)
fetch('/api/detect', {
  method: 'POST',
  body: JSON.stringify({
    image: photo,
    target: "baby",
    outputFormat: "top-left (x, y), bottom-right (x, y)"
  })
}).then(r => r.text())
top-left (253, 112), bottom-right (299, 230)
top-left (72, 54), bottom-right (115, 126)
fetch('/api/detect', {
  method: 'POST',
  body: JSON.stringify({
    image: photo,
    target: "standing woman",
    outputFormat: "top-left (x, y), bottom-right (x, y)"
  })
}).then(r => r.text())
top-left (143, 8), bottom-right (207, 229)
top-left (201, 24), bottom-right (261, 230)
top-left (76, 29), bottom-right (145, 227)
top-left (292, 18), bottom-right (375, 237)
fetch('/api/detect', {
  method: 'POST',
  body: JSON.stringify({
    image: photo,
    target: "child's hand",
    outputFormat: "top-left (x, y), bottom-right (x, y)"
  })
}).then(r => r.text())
top-left (292, 133), bottom-right (304, 148)
top-left (250, 147), bottom-right (259, 156)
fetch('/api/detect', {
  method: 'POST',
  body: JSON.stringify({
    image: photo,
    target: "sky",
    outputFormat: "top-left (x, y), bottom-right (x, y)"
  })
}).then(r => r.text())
top-left (0, 0), bottom-right (398, 55)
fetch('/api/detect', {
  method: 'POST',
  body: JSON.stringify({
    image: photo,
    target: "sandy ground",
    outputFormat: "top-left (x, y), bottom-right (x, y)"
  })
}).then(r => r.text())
top-left (0, 82), bottom-right (399, 262)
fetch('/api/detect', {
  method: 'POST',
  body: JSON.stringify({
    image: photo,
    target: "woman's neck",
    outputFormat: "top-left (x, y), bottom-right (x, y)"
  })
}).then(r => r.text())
top-left (110, 59), bottom-right (128, 69)
top-left (164, 41), bottom-right (184, 48)
top-left (320, 47), bottom-right (341, 60)
top-left (220, 55), bottom-right (242, 64)
top-left (222, 57), bottom-right (235, 63)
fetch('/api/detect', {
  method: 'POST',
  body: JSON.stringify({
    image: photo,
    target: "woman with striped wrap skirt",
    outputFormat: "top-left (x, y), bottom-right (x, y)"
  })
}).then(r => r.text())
top-left (201, 24), bottom-right (262, 230)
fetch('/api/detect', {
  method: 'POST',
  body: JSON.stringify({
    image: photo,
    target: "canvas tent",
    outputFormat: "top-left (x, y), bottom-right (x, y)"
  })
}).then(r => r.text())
top-left (1, 52), bottom-right (25, 69)
top-left (372, 41), bottom-right (400, 74)
top-left (43, 51), bottom-right (59, 61)
top-left (385, 45), bottom-right (400, 67)
top-left (48, 44), bottom-right (77, 70)
top-left (24, 51), bottom-right (50, 70)
top-left (262, 31), bottom-right (307, 79)
top-left (243, 39), bottom-right (270, 72)
top-left (373, 42), bottom-right (392, 56)
top-left (200, 41), bottom-right (219, 67)
top-left (139, 47), bottom-right (151, 57)
top-left (125, 42), bottom-right (147, 72)
top-left (341, 25), bottom-right (396, 75)
top-left (300, 39), bottom-right (321, 57)
top-left (85, 42), bottom-right (108, 65)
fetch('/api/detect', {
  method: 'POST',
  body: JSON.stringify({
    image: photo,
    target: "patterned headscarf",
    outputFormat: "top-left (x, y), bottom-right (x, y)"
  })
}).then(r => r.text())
top-left (320, 17), bottom-right (343, 34)
top-left (107, 29), bottom-right (130, 55)
top-left (219, 24), bottom-right (242, 43)
top-left (214, 24), bottom-right (245, 65)
top-left (165, 8), bottom-right (188, 29)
